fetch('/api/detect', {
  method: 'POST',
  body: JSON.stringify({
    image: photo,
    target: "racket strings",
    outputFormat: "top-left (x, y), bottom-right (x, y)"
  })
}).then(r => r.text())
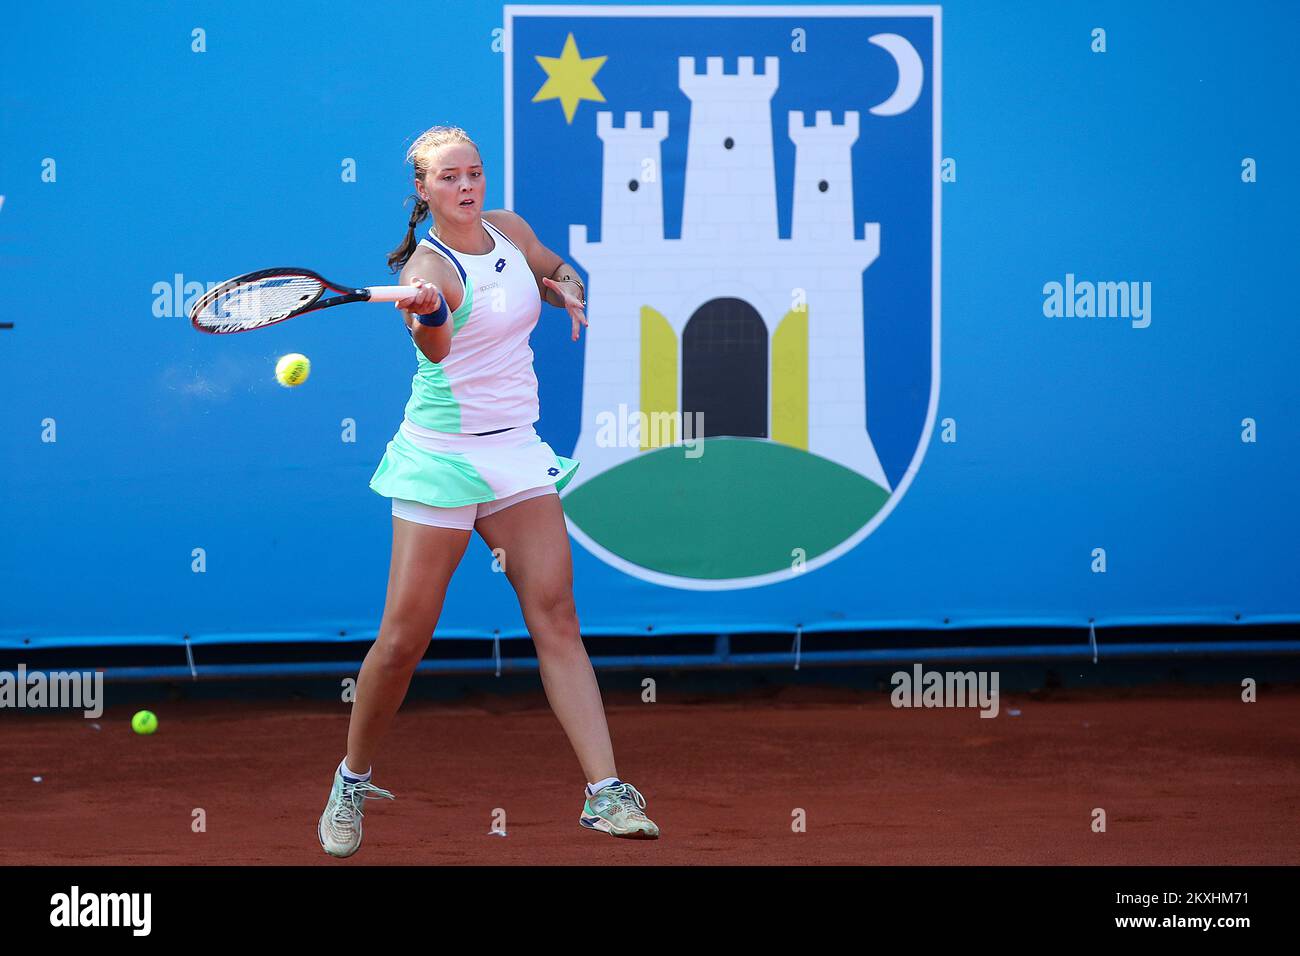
top-left (193, 273), bottom-right (325, 332)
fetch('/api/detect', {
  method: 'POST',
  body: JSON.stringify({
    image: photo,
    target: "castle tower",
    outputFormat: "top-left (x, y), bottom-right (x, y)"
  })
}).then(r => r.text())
top-left (678, 56), bottom-right (779, 245)
top-left (787, 110), bottom-right (889, 490)
top-left (788, 110), bottom-right (860, 242)
top-left (596, 110), bottom-right (669, 244)
top-left (568, 111), bottom-right (671, 480)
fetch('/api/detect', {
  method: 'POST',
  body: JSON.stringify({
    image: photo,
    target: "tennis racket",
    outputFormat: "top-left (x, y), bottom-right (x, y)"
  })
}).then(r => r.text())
top-left (189, 267), bottom-right (424, 334)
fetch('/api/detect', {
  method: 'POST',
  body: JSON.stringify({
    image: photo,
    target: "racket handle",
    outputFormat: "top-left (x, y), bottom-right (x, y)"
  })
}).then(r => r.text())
top-left (365, 285), bottom-right (423, 303)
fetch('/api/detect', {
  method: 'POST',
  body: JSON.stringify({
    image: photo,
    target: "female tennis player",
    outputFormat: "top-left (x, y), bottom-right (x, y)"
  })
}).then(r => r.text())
top-left (317, 126), bottom-right (659, 857)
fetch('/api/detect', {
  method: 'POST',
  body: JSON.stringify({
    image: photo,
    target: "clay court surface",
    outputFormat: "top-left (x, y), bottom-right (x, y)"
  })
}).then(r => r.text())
top-left (4, 683), bottom-right (1298, 865)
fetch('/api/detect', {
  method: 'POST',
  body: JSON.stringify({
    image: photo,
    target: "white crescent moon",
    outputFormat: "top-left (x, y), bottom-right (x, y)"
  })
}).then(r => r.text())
top-left (868, 33), bottom-right (923, 116)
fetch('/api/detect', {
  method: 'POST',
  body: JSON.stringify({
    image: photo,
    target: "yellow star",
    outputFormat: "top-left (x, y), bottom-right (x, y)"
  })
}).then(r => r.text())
top-left (532, 33), bottom-right (607, 124)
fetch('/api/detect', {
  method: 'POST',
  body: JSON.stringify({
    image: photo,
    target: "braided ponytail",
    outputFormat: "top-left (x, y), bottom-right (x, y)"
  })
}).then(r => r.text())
top-left (387, 196), bottom-right (430, 273)
top-left (386, 124), bottom-right (480, 273)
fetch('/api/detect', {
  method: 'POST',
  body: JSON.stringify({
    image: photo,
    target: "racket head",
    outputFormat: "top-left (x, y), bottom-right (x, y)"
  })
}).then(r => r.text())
top-left (189, 268), bottom-right (333, 334)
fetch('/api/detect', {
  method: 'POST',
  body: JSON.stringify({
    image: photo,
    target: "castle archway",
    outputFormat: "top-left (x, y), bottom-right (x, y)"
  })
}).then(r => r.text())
top-left (682, 297), bottom-right (768, 438)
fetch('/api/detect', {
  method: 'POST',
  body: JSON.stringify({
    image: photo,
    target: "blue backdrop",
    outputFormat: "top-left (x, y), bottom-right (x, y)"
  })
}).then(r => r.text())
top-left (1, 1), bottom-right (1296, 650)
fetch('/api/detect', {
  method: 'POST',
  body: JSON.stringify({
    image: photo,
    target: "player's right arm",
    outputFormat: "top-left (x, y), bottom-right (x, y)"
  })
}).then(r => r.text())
top-left (398, 246), bottom-right (463, 364)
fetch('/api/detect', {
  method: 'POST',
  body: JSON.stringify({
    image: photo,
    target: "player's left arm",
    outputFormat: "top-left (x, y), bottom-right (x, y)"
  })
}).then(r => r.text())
top-left (486, 208), bottom-right (587, 316)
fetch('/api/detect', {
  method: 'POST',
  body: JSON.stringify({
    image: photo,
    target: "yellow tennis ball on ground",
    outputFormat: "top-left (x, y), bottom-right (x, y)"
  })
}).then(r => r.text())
top-left (275, 353), bottom-right (311, 387)
top-left (131, 710), bottom-right (158, 735)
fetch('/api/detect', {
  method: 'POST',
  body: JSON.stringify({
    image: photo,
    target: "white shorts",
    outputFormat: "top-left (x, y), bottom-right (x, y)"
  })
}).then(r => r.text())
top-left (391, 483), bottom-right (557, 531)
top-left (370, 420), bottom-right (579, 512)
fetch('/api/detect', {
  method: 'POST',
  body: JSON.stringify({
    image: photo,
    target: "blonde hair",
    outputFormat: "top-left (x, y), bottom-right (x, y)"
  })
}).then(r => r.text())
top-left (387, 125), bottom-right (482, 272)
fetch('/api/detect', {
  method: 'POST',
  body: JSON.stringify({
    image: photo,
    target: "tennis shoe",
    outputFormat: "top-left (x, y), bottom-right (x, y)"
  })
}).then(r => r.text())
top-left (317, 766), bottom-right (395, 858)
top-left (579, 780), bottom-right (660, 839)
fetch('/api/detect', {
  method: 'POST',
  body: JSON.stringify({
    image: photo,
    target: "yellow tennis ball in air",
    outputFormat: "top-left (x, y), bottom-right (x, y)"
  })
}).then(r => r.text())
top-left (131, 710), bottom-right (158, 735)
top-left (275, 353), bottom-right (311, 387)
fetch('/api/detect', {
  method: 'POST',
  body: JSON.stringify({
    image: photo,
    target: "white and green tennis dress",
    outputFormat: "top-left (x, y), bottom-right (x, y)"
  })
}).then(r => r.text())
top-left (369, 218), bottom-right (579, 509)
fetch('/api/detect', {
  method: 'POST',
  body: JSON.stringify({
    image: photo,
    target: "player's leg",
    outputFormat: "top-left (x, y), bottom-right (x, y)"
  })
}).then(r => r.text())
top-left (474, 489), bottom-right (659, 838)
top-left (319, 504), bottom-right (472, 858)
top-left (475, 490), bottom-right (612, 777)
top-left (346, 512), bottom-right (472, 770)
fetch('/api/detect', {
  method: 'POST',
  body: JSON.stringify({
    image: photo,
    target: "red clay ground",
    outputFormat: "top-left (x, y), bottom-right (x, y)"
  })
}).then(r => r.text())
top-left (3, 684), bottom-right (1298, 865)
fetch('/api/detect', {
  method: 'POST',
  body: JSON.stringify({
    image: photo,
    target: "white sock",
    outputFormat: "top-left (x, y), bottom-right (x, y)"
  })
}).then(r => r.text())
top-left (586, 776), bottom-right (620, 796)
top-left (340, 759), bottom-right (371, 783)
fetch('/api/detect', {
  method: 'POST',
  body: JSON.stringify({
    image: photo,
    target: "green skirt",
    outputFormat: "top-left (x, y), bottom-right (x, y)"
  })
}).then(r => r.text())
top-left (370, 420), bottom-right (579, 509)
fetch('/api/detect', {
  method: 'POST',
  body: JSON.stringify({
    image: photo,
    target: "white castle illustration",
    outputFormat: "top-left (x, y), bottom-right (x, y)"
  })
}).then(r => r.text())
top-left (565, 55), bottom-right (891, 494)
